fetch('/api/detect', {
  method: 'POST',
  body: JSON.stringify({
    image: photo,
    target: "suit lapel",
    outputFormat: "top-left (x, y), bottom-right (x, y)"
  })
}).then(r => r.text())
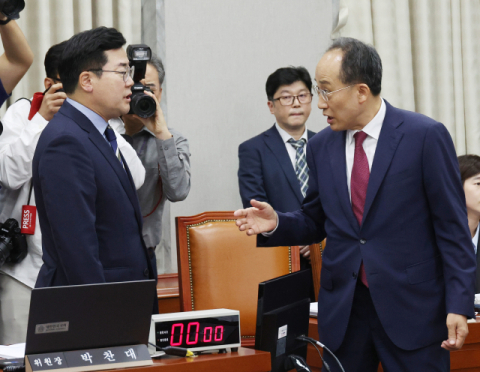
top-left (327, 131), bottom-right (359, 233)
top-left (362, 102), bottom-right (404, 223)
top-left (120, 151), bottom-right (144, 229)
top-left (263, 125), bottom-right (303, 204)
top-left (88, 130), bottom-right (142, 222)
top-left (61, 102), bottom-right (143, 227)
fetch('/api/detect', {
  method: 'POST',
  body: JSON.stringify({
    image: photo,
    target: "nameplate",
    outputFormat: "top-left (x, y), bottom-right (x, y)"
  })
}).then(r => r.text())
top-left (26, 344), bottom-right (152, 372)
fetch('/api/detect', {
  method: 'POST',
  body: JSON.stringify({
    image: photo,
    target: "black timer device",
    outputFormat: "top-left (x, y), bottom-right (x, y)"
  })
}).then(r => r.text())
top-left (149, 309), bottom-right (241, 353)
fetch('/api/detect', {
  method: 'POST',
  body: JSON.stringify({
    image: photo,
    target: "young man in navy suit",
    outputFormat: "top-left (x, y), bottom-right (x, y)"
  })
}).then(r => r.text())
top-left (238, 67), bottom-right (314, 262)
top-left (32, 27), bottom-right (157, 309)
top-left (235, 38), bottom-right (476, 371)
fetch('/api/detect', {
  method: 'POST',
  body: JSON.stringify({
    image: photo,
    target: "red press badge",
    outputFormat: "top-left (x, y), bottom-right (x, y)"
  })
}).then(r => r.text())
top-left (21, 205), bottom-right (36, 235)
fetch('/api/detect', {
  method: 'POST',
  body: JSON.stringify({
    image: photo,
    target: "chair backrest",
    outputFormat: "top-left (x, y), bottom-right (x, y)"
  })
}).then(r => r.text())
top-left (176, 211), bottom-right (300, 347)
top-left (309, 241), bottom-right (324, 301)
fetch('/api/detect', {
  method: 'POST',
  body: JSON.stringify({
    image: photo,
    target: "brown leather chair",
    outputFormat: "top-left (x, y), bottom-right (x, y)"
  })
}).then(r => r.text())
top-left (309, 241), bottom-right (325, 301)
top-left (176, 211), bottom-right (300, 347)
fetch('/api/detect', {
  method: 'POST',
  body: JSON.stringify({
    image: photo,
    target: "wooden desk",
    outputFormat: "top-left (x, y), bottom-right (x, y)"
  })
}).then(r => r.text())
top-left (307, 317), bottom-right (480, 372)
top-left (137, 348), bottom-right (270, 372)
top-left (156, 274), bottom-right (180, 314)
top-left (1, 348), bottom-right (270, 372)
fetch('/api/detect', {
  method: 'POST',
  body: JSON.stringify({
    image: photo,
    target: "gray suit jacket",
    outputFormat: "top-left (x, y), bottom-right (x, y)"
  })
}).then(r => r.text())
top-left (110, 120), bottom-right (191, 250)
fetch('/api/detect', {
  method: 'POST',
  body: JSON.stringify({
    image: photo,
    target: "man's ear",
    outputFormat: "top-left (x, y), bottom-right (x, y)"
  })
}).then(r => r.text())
top-left (157, 87), bottom-right (163, 102)
top-left (267, 100), bottom-right (275, 114)
top-left (44, 78), bottom-right (55, 90)
top-left (78, 71), bottom-right (94, 93)
top-left (357, 84), bottom-right (370, 104)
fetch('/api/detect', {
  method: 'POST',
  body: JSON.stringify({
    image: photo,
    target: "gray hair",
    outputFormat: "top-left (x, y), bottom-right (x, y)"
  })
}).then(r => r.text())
top-left (147, 53), bottom-right (165, 86)
top-left (327, 37), bottom-right (382, 96)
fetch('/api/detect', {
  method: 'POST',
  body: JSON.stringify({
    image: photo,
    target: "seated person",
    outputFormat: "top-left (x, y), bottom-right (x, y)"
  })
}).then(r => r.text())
top-left (458, 154), bottom-right (480, 292)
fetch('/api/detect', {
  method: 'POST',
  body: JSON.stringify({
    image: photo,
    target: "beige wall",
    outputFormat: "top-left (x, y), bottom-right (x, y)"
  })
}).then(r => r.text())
top-left (142, 0), bottom-right (336, 271)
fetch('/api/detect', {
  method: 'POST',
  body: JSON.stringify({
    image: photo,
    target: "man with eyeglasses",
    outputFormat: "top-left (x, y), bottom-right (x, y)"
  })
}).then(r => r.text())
top-left (31, 27), bottom-right (158, 311)
top-left (235, 38), bottom-right (475, 371)
top-left (238, 66), bottom-right (314, 266)
top-left (0, 39), bottom-right (145, 343)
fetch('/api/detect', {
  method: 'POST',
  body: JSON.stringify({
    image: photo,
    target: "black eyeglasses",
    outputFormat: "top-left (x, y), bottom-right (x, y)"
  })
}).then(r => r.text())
top-left (273, 93), bottom-right (313, 106)
top-left (87, 66), bottom-right (135, 83)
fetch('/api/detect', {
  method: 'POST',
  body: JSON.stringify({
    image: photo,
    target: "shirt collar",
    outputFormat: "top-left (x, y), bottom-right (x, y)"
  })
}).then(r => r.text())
top-left (67, 98), bottom-right (109, 136)
top-left (275, 122), bottom-right (308, 144)
top-left (346, 98), bottom-right (386, 145)
top-left (473, 222), bottom-right (480, 250)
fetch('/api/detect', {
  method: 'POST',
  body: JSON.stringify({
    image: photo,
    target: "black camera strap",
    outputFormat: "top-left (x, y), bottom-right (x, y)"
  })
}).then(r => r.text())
top-left (27, 180), bottom-right (33, 205)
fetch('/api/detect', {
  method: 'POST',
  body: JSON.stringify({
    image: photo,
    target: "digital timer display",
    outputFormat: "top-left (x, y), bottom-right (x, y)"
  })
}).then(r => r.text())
top-left (155, 315), bottom-right (240, 349)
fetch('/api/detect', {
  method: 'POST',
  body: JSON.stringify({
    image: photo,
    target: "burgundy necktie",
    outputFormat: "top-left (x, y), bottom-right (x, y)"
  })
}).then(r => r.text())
top-left (351, 131), bottom-right (369, 287)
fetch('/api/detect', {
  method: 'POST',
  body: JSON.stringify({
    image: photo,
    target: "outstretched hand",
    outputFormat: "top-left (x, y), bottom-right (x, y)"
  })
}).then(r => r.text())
top-left (234, 199), bottom-right (278, 236)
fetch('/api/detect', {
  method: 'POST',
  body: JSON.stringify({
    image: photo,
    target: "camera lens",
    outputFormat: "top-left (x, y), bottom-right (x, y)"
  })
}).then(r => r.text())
top-left (0, 237), bottom-right (12, 268)
top-left (130, 93), bottom-right (156, 118)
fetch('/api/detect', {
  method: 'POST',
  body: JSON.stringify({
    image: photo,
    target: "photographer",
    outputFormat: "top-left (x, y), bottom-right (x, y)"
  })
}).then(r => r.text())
top-left (0, 41), bottom-right (144, 344)
top-left (114, 53), bottom-right (191, 277)
top-left (0, 7), bottom-right (33, 108)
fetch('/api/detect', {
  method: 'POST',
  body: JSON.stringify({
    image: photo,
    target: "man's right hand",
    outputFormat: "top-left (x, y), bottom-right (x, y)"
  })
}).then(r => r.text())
top-left (234, 199), bottom-right (278, 236)
top-left (38, 83), bottom-right (66, 121)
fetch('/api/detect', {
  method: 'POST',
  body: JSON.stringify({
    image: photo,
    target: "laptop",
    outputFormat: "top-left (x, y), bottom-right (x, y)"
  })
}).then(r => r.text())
top-left (25, 280), bottom-right (156, 355)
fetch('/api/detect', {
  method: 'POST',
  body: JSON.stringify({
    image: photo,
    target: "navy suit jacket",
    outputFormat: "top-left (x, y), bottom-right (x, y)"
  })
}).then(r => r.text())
top-left (238, 124), bottom-right (315, 212)
top-left (33, 101), bottom-right (154, 287)
top-left (259, 101), bottom-right (476, 351)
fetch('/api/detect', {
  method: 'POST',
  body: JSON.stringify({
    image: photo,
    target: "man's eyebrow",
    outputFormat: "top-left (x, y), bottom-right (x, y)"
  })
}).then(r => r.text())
top-left (318, 80), bottom-right (331, 86)
top-left (145, 83), bottom-right (156, 87)
top-left (117, 62), bottom-right (129, 68)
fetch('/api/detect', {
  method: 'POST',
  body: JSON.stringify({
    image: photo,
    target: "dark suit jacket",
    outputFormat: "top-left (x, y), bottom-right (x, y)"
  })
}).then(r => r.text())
top-left (259, 101), bottom-right (476, 351)
top-left (32, 101), bottom-right (154, 287)
top-left (476, 232), bottom-right (480, 292)
top-left (238, 124), bottom-right (315, 212)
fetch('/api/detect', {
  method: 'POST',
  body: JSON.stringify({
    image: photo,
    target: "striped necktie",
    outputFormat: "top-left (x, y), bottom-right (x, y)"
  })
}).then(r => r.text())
top-left (104, 125), bottom-right (122, 164)
top-left (288, 138), bottom-right (309, 197)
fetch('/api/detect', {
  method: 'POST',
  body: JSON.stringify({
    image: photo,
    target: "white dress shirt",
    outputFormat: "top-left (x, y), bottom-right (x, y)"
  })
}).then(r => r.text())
top-left (346, 98), bottom-right (386, 201)
top-left (473, 222), bottom-right (479, 255)
top-left (275, 123), bottom-right (309, 168)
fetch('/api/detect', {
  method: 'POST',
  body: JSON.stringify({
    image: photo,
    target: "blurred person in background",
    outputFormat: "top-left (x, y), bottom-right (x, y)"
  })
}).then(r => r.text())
top-left (114, 53), bottom-right (191, 279)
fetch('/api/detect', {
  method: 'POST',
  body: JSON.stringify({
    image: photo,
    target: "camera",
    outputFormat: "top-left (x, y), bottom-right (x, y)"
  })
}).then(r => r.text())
top-left (127, 44), bottom-right (156, 118)
top-left (0, 218), bottom-right (27, 268)
top-left (0, 0), bottom-right (25, 20)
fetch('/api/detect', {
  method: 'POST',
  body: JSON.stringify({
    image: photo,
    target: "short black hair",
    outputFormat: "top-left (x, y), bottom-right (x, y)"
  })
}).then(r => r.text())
top-left (58, 27), bottom-right (126, 94)
top-left (44, 41), bottom-right (67, 80)
top-left (458, 155), bottom-right (480, 184)
top-left (147, 53), bottom-right (165, 86)
top-left (327, 37), bottom-right (382, 96)
top-left (266, 66), bottom-right (312, 101)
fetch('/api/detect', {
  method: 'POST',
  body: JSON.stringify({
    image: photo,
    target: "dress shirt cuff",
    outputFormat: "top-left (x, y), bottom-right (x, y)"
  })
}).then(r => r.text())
top-left (261, 216), bottom-right (279, 237)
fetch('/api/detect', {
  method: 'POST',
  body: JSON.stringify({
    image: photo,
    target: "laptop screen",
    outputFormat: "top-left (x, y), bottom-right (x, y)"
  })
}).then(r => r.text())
top-left (25, 280), bottom-right (156, 355)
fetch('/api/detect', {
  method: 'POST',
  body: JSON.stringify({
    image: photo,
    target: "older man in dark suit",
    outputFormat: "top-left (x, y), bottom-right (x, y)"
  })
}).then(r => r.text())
top-left (235, 38), bottom-right (476, 371)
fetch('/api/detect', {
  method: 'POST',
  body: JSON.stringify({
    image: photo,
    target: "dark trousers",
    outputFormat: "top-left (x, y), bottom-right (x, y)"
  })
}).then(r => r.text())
top-left (148, 247), bottom-right (159, 314)
top-left (323, 282), bottom-right (449, 372)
